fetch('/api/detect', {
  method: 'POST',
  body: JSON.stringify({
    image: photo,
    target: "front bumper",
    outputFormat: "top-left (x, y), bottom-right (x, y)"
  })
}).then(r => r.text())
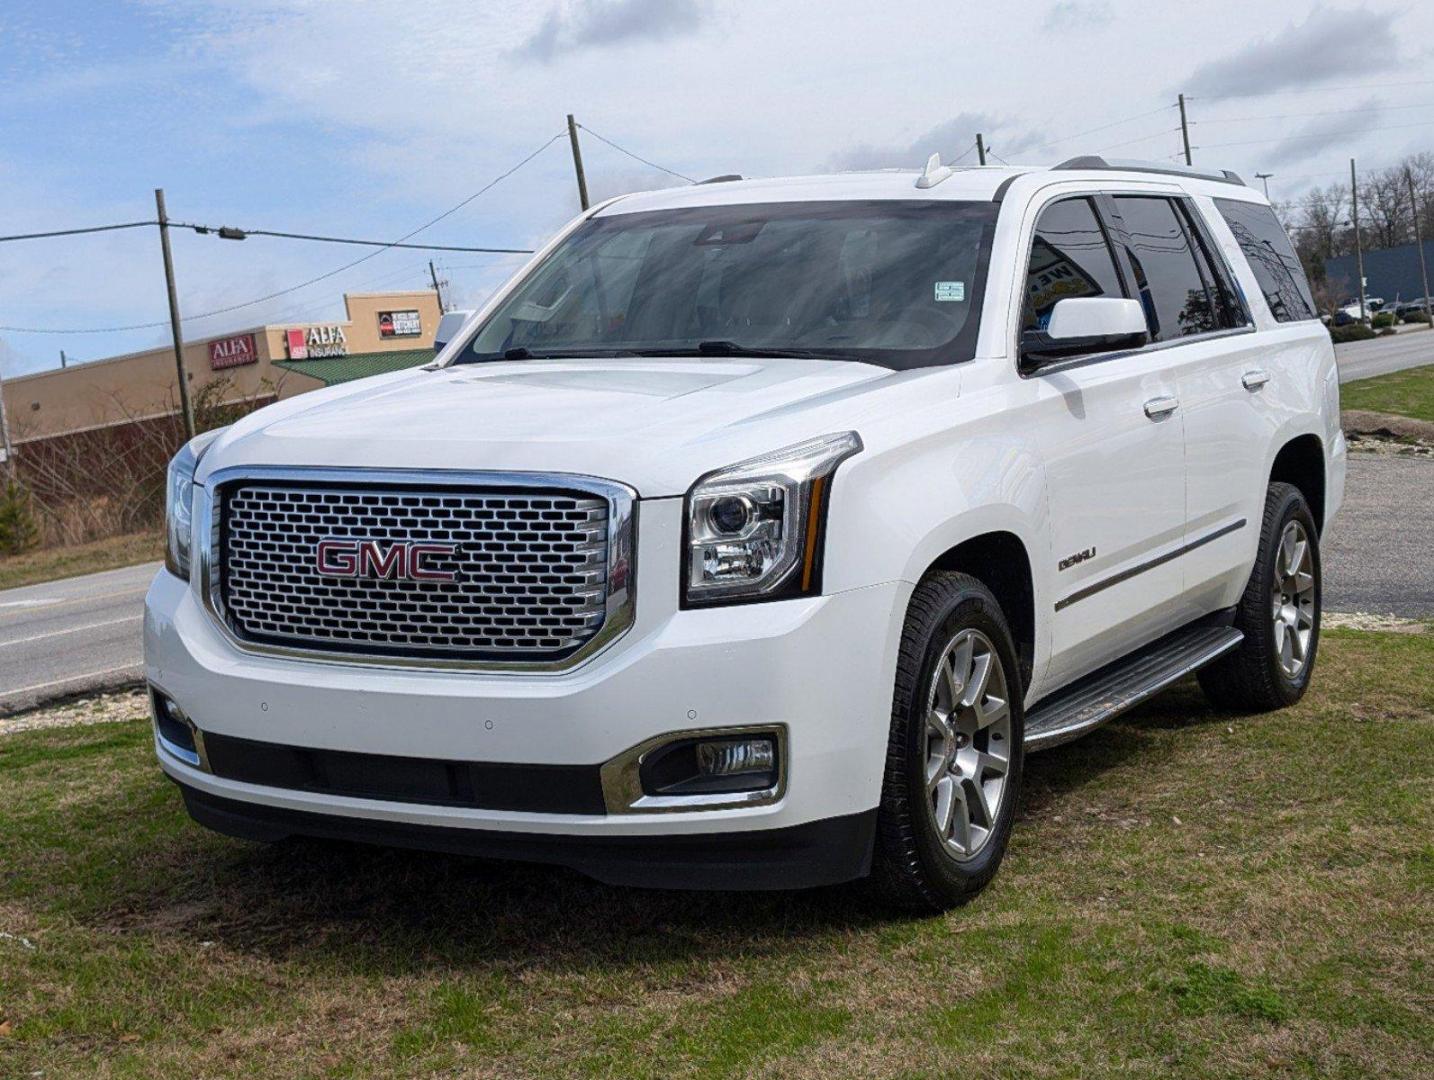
top-left (144, 500), bottom-right (909, 887)
top-left (174, 783), bottom-right (878, 890)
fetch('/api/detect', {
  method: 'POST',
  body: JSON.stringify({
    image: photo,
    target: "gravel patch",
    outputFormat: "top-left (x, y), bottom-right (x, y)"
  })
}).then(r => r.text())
top-left (1342, 410), bottom-right (1434, 457)
top-left (0, 688), bottom-right (149, 737)
top-left (1323, 612), bottom-right (1429, 633)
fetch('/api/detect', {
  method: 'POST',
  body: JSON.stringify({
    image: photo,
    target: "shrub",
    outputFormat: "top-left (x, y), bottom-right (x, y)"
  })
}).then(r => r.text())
top-left (1401, 310), bottom-right (1432, 325)
top-left (0, 479), bottom-right (41, 556)
top-left (1371, 311), bottom-right (1396, 329)
top-left (1329, 323), bottom-right (1376, 343)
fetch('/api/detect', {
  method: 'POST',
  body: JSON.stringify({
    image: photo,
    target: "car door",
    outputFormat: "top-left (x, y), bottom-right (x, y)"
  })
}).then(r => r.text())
top-left (1119, 194), bottom-right (1267, 617)
top-left (1173, 196), bottom-right (1326, 611)
top-left (1016, 193), bottom-right (1189, 691)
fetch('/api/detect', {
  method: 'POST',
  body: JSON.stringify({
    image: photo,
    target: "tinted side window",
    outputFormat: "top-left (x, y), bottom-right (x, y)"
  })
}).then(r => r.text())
top-left (1113, 196), bottom-right (1223, 341)
top-left (1214, 198), bottom-right (1317, 322)
top-left (1022, 197), bottom-right (1125, 332)
top-left (1179, 201), bottom-right (1249, 329)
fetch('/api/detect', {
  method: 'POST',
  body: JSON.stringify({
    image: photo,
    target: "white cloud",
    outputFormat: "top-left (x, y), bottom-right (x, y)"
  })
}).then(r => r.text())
top-left (514, 0), bottom-right (711, 62)
top-left (5, 1), bottom-right (1433, 371)
top-left (1182, 6), bottom-right (1400, 97)
top-left (1043, 2), bottom-right (1114, 31)
top-left (828, 113), bottom-right (1053, 171)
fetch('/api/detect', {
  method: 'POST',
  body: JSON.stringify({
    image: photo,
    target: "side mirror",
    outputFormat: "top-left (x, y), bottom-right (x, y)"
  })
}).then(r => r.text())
top-left (434, 309), bottom-right (475, 354)
top-left (1021, 297), bottom-right (1149, 370)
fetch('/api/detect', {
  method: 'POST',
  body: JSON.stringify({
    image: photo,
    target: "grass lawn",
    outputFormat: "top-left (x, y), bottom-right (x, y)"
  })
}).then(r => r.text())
top-left (1341, 364), bottom-right (1434, 423)
top-left (1, 629), bottom-right (1430, 1078)
top-left (0, 532), bottom-right (163, 592)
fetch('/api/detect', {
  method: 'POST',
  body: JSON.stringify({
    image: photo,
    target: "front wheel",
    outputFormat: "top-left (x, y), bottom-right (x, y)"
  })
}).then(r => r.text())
top-left (873, 573), bottom-right (1024, 912)
top-left (1199, 482), bottom-right (1321, 712)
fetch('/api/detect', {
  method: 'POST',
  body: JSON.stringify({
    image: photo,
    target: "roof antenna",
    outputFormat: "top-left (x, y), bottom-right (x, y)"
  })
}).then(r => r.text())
top-left (915, 151), bottom-right (954, 189)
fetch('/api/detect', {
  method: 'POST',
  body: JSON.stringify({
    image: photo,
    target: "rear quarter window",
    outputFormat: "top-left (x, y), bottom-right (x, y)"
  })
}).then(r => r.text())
top-left (1214, 199), bottom-right (1317, 323)
top-left (1112, 195), bottom-right (1226, 342)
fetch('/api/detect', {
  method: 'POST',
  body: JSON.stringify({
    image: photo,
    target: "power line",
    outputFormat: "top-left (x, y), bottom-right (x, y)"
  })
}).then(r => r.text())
top-left (1192, 101), bottom-right (1434, 125)
top-left (0, 220), bottom-right (156, 243)
top-left (176, 225), bottom-right (532, 254)
top-left (1193, 119), bottom-right (1434, 151)
top-left (576, 123), bottom-right (696, 182)
top-left (0, 132), bottom-right (565, 336)
top-left (1095, 126), bottom-right (1183, 153)
top-left (1188, 79), bottom-right (1434, 103)
top-left (949, 140), bottom-right (979, 165)
top-left (1024, 104), bottom-right (1178, 153)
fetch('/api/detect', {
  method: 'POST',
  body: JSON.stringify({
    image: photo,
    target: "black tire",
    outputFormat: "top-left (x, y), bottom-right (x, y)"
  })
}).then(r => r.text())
top-left (1198, 482), bottom-right (1322, 712)
top-left (872, 572), bottom-right (1025, 912)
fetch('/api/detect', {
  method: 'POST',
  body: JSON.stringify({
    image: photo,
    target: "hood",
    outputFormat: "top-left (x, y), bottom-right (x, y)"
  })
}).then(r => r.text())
top-left (200, 357), bottom-right (896, 496)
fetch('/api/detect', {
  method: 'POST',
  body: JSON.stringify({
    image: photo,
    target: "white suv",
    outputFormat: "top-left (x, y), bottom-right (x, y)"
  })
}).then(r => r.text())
top-left (146, 154), bottom-right (1345, 910)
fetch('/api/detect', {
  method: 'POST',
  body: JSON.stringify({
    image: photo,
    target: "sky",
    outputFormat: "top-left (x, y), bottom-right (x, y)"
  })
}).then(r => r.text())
top-left (2, 0), bottom-right (1433, 376)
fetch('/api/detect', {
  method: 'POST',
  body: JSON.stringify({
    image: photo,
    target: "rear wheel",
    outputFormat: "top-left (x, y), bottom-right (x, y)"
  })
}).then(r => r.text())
top-left (1199, 482), bottom-right (1321, 712)
top-left (873, 573), bottom-right (1024, 912)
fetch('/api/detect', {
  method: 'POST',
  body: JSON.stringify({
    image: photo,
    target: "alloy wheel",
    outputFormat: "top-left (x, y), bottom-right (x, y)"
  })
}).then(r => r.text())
top-left (922, 628), bottom-right (1013, 861)
top-left (1270, 519), bottom-right (1317, 679)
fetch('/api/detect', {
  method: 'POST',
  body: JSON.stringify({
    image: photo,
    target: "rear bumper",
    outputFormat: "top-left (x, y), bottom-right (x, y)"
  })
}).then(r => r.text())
top-left (176, 780), bottom-right (877, 890)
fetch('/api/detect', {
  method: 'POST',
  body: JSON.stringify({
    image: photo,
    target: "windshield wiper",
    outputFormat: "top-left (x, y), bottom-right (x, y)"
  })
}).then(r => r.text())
top-left (452, 346), bottom-right (641, 364)
top-left (623, 340), bottom-right (825, 360)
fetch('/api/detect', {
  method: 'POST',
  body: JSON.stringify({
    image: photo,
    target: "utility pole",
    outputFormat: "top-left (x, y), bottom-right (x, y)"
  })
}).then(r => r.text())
top-left (1408, 167), bottom-right (1432, 324)
top-left (566, 113), bottom-right (590, 211)
top-left (976, 133), bottom-right (987, 166)
top-left (1178, 94), bottom-right (1192, 166)
top-left (1255, 172), bottom-right (1274, 199)
top-left (154, 188), bottom-right (196, 441)
top-left (0, 363), bottom-right (14, 482)
top-left (1350, 159), bottom-right (1367, 324)
top-left (59, 349), bottom-right (68, 368)
top-left (429, 260), bottom-right (446, 313)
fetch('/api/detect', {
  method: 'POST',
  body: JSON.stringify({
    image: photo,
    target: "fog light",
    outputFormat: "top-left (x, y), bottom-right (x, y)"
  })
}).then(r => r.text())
top-left (697, 737), bottom-right (775, 777)
top-left (633, 729), bottom-right (783, 800)
top-left (151, 688), bottom-right (203, 768)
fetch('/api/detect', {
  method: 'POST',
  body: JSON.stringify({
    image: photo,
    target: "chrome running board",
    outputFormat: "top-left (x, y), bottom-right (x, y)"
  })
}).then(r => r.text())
top-left (1024, 624), bottom-right (1244, 752)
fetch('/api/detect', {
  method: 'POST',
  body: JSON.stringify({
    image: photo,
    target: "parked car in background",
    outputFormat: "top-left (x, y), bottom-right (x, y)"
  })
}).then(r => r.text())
top-left (1337, 297), bottom-right (1385, 323)
top-left (147, 155), bottom-right (1344, 911)
top-left (1395, 297), bottom-right (1432, 321)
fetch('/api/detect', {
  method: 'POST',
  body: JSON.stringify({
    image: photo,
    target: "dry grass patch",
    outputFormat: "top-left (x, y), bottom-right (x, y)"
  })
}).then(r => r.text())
top-left (0, 531), bottom-right (162, 592)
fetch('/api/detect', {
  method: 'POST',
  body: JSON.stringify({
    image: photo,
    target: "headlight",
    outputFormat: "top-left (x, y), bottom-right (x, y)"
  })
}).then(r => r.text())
top-left (164, 429), bottom-right (224, 581)
top-left (683, 431), bottom-right (862, 607)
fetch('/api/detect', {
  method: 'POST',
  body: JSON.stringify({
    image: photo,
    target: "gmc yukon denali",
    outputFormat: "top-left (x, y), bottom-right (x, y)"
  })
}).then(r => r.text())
top-left (146, 155), bottom-right (1345, 910)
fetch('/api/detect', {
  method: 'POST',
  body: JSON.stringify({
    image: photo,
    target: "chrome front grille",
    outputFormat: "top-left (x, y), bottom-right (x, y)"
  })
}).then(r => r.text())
top-left (215, 476), bottom-right (629, 665)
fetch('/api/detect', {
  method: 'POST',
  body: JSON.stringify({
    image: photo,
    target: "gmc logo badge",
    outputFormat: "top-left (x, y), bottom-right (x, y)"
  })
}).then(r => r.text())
top-left (315, 539), bottom-right (457, 582)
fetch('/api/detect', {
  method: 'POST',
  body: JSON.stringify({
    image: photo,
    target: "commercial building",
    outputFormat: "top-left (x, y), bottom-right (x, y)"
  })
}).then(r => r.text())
top-left (1324, 239), bottom-right (1434, 303)
top-left (2, 291), bottom-right (441, 448)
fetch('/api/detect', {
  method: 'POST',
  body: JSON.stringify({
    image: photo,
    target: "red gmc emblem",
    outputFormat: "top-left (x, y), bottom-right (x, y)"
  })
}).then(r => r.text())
top-left (315, 539), bottom-right (457, 582)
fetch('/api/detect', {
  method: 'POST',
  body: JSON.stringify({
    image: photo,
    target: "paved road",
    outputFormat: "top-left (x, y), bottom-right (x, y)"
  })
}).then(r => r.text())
top-left (1323, 453), bottom-right (1434, 618)
top-left (1334, 328), bottom-right (1434, 382)
top-left (1, 336), bottom-right (1430, 715)
top-left (0, 562), bottom-right (156, 714)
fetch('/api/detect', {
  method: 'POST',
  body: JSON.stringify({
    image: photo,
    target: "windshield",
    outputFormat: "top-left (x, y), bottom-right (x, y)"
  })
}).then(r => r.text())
top-left (457, 200), bottom-right (999, 370)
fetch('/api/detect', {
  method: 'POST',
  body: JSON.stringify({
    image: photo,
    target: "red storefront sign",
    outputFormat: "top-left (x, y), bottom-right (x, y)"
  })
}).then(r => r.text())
top-left (208, 333), bottom-right (258, 370)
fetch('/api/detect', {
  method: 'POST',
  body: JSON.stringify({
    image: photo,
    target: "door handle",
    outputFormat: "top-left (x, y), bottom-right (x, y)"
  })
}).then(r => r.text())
top-left (1242, 369), bottom-right (1270, 391)
top-left (1143, 396), bottom-right (1179, 419)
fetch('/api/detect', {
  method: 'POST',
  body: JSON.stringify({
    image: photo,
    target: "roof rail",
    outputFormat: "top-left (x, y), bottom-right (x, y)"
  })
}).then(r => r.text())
top-left (698, 174), bottom-right (743, 184)
top-left (1053, 155), bottom-right (1246, 187)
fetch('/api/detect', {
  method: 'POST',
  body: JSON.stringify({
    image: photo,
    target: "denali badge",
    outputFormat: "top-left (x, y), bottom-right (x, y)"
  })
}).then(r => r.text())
top-left (315, 539), bottom-right (458, 582)
top-left (1058, 546), bottom-right (1096, 572)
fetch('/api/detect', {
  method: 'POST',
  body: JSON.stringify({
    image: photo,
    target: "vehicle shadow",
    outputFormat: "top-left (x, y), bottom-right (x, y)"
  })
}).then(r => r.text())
top-left (1020, 679), bottom-right (1227, 812)
top-left (96, 680), bottom-right (1229, 972)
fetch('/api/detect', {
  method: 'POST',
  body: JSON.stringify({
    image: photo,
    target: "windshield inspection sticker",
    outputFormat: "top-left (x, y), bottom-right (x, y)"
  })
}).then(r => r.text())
top-left (934, 281), bottom-right (966, 302)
